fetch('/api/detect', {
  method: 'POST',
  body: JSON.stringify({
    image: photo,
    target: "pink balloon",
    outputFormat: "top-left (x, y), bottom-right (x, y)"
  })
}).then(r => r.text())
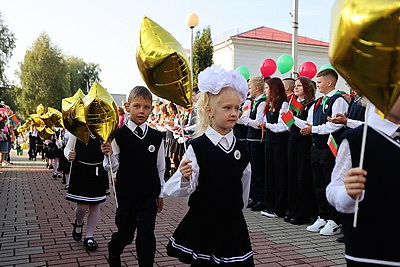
top-left (260, 58), bottom-right (277, 77)
top-left (298, 61), bottom-right (317, 79)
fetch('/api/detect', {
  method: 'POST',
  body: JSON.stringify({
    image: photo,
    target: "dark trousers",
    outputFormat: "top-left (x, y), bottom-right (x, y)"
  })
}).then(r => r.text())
top-left (264, 141), bottom-right (288, 216)
top-left (247, 141), bottom-right (265, 203)
top-left (108, 197), bottom-right (157, 267)
top-left (310, 146), bottom-right (340, 223)
top-left (287, 138), bottom-right (317, 220)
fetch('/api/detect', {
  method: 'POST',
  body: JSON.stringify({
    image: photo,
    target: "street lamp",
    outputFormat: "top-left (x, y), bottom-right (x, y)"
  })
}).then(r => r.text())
top-left (185, 13), bottom-right (199, 86)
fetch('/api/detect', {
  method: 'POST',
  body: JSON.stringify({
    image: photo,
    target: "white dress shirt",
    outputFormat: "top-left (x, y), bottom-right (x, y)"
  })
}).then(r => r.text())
top-left (326, 110), bottom-right (400, 213)
top-left (264, 102), bottom-right (290, 133)
top-left (295, 89), bottom-right (348, 134)
top-left (237, 95), bottom-right (266, 129)
top-left (102, 120), bottom-right (166, 197)
top-left (163, 126), bottom-right (252, 209)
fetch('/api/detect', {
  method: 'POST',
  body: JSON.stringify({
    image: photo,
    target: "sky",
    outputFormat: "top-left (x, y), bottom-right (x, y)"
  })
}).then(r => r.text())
top-left (2, 0), bottom-right (336, 95)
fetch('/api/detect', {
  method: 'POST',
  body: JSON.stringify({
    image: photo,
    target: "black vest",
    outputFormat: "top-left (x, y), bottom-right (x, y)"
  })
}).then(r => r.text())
top-left (289, 102), bottom-right (313, 141)
top-left (347, 98), bottom-right (366, 122)
top-left (265, 100), bottom-right (289, 143)
top-left (247, 97), bottom-right (266, 141)
top-left (312, 94), bottom-right (345, 148)
top-left (75, 137), bottom-right (104, 163)
top-left (342, 126), bottom-right (400, 264)
top-left (115, 125), bottom-right (163, 198)
top-left (188, 135), bottom-right (250, 212)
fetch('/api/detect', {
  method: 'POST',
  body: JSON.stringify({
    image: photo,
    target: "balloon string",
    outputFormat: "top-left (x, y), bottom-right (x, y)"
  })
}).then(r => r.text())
top-left (108, 154), bottom-right (119, 208)
top-left (353, 104), bottom-right (370, 228)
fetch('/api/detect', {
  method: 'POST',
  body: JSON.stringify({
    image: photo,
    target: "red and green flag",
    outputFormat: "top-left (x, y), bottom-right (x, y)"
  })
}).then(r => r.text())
top-left (9, 114), bottom-right (19, 124)
top-left (281, 111), bottom-right (295, 127)
top-left (290, 97), bottom-right (303, 114)
top-left (327, 134), bottom-right (338, 157)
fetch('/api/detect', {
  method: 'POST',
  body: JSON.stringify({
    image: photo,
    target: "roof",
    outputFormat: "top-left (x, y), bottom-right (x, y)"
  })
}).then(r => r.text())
top-left (233, 26), bottom-right (329, 47)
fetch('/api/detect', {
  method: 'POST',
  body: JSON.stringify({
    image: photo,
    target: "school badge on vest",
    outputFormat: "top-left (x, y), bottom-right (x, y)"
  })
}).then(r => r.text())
top-left (148, 145), bottom-right (155, 153)
top-left (234, 150), bottom-right (241, 160)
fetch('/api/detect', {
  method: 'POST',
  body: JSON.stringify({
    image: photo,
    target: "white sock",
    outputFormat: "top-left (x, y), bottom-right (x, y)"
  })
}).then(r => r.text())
top-left (86, 204), bottom-right (100, 238)
top-left (74, 204), bottom-right (88, 233)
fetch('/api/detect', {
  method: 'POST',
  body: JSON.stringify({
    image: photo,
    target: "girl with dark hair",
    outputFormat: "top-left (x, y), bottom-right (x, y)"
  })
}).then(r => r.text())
top-left (285, 77), bottom-right (317, 225)
top-left (260, 77), bottom-right (290, 219)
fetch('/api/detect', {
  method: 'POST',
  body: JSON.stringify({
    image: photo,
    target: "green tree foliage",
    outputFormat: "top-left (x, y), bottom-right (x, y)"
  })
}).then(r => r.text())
top-left (18, 33), bottom-right (69, 117)
top-left (0, 13), bottom-right (16, 87)
top-left (66, 56), bottom-right (101, 94)
top-left (192, 26), bottom-right (213, 86)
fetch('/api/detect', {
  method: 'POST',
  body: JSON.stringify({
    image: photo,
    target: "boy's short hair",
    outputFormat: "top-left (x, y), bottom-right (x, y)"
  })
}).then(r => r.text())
top-left (282, 77), bottom-right (295, 82)
top-left (127, 86), bottom-right (153, 103)
top-left (317, 68), bottom-right (338, 81)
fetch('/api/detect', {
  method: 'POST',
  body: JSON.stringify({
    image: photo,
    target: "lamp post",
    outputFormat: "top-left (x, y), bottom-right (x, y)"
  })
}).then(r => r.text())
top-left (185, 13), bottom-right (199, 87)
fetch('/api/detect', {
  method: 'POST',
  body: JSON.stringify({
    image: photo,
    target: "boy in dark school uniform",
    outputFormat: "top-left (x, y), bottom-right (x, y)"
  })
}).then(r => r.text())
top-left (101, 86), bottom-right (165, 267)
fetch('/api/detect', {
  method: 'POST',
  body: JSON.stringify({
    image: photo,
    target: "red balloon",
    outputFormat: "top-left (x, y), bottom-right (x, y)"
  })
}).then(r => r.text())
top-left (298, 61), bottom-right (317, 79)
top-left (260, 58), bottom-right (277, 77)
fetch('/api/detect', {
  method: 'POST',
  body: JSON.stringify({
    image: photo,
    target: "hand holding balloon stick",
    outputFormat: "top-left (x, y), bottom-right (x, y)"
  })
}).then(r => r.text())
top-left (329, 0), bottom-right (400, 227)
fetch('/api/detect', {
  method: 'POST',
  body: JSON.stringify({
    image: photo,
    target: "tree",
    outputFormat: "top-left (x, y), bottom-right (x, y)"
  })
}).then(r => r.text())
top-left (192, 26), bottom-right (213, 86)
top-left (66, 56), bottom-right (101, 94)
top-left (18, 33), bottom-right (69, 117)
top-left (0, 12), bottom-right (16, 87)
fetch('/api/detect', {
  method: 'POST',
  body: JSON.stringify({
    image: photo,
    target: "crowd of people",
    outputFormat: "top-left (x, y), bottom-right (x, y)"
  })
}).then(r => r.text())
top-left (4, 63), bottom-right (399, 266)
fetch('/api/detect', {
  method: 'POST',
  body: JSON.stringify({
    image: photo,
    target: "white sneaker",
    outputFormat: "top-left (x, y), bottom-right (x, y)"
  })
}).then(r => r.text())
top-left (306, 217), bottom-right (327, 232)
top-left (260, 210), bottom-right (278, 218)
top-left (319, 220), bottom-right (342, 236)
top-left (2, 162), bottom-right (10, 167)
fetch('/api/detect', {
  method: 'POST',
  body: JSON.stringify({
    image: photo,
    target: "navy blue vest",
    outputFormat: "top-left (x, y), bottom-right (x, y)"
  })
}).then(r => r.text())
top-left (188, 135), bottom-right (250, 212)
top-left (75, 137), bottom-right (104, 163)
top-left (289, 102), bottom-right (313, 141)
top-left (114, 125), bottom-right (163, 199)
top-left (312, 94), bottom-right (345, 148)
top-left (342, 126), bottom-right (400, 264)
top-left (246, 97), bottom-right (266, 141)
top-left (347, 98), bottom-right (366, 122)
top-left (265, 100), bottom-right (289, 143)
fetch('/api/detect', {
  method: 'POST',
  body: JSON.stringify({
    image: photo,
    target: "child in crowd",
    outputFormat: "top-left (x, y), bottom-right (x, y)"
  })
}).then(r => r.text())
top-left (260, 77), bottom-right (289, 218)
top-left (287, 77), bottom-right (317, 225)
top-left (326, 95), bottom-right (400, 266)
top-left (237, 76), bottom-right (266, 211)
top-left (101, 86), bottom-right (165, 267)
top-left (64, 133), bottom-right (109, 251)
top-left (164, 65), bottom-right (254, 266)
top-left (299, 69), bottom-right (348, 235)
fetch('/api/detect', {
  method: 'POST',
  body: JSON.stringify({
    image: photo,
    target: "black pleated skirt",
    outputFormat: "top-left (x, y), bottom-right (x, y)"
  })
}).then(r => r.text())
top-left (167, 208), bottom-right (254, 266)
top-left (66, 160), bottom-right (109, 204)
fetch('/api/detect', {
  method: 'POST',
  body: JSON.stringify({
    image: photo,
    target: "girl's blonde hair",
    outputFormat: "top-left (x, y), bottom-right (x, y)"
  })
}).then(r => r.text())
top-left (194, 87), bottom-right (239, 137)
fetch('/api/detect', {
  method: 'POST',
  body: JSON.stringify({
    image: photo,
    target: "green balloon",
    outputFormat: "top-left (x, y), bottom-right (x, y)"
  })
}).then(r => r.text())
top-left (319, 63), bottom-right (335, 72)
top-left (277, 54), bottom-right (294, 74)
top-left (235, 66), bottom-right (250, 80)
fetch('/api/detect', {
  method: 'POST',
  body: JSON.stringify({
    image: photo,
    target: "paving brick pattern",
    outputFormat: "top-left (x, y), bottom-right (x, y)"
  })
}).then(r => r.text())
top-left (0, 152), bottom-right (346, 266)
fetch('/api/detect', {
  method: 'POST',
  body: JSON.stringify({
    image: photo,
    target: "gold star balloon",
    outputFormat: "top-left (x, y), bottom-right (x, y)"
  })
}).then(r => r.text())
top-left (36, 104), bottom-right (45, 115)
top-left (62, 89), bottom-right (90, 144)
top-left (329, 0), bottom-right (400, 115)
top-left (136, 16), bottom-right (192, 109)
top-left (37, 126), bottom-right (55, 140)
top-left (47, 107), bottom-right (64, 128)
top-left (84, 82), bottom-right (118, 144)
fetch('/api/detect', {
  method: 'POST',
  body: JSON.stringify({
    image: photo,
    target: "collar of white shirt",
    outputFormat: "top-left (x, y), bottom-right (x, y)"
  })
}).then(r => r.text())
top-left (324, 89), bottom-right (339, 97)
top-left (127, 120), bottom-right (147, 134)
top-left (368, 109), bottom-right (400, 137)
top-left (205, 126), bottom-right (234, 149)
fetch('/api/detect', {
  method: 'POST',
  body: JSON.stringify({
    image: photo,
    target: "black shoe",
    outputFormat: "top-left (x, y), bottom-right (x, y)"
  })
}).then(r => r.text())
top-left (49, 165), bottom-right (53, 169)
top-left (72, 220), bottom-right (84, 241)
top-left (284, 216), bottom-right (292, 223)
top-left (246, 199), bottom-right (257, 209)
top-left (84, 237), bottom-right (98, 251)
top-left (108, 243), bottom-right (121, 267)
top-left (57, 174), bottom-right (62, 178)
top-left (52, 174), bottom-right (57, 178)
top-left (336, 236), bottom-right (345, 243)
top-left (251, 202), bottom-right (266, 211)
top-left (290, 218), bottom-right (310, 225)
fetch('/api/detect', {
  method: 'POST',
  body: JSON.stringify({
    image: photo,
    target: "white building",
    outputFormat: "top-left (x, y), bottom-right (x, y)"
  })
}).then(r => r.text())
top-left (213, 26), bottom-right (347, 94)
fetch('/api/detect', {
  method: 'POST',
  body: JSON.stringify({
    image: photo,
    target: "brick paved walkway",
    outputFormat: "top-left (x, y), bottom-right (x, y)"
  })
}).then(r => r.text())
top-left (0, 151), bottom-right (345, 266)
